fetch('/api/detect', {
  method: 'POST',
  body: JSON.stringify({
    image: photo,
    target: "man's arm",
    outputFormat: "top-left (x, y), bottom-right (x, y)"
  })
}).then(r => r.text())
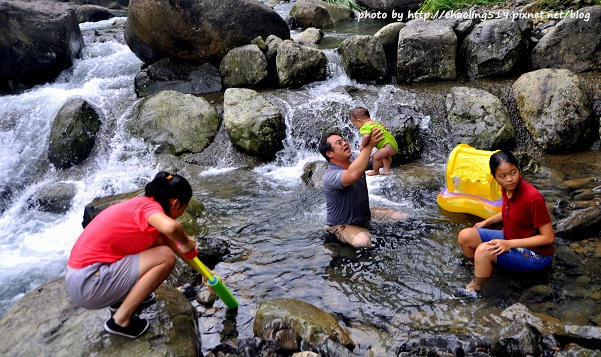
top-left (341, 129), bottom-right (383, 187)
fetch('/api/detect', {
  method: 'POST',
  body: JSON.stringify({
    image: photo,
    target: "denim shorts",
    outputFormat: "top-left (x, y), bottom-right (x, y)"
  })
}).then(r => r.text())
top-left (65, 254), bottom-right (140, 309)
top-left (476, 228), bottom-right (553, 272)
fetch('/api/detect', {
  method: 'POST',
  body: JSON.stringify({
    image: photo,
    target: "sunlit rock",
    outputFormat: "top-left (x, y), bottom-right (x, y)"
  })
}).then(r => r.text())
top-left (276, 40), bottom-right (328, 88)
top-left (445, 86), bottom-right (515, 150)
top-left (512, 69), bottom-right (596, 153)
top-left (532, 6), bottom-right (601, 73)
top-left (338, 35), bottom-right (388, 82)
top-left (461, 19), bottom-right (528, 79)
top-left (289, 0), bottom-right (352, 29)
top-left (220, 44), bottom-right (269, 89)
top-left (124, 0), bottom-right (290, 65)
top-left (292, 27), bottom-right (324, 45)
top-left (254, 298), bottom-right (355, 349)
top-left (224, 88), bottom-right (286, 161)
top-left (375, 22), bottom-right (406, 63)
top-left (129, 90), bottom-right (220, 155)
top-left (397, 21), bottom-right (457, 83)
top-left (0, 278), bottom-right (200, 356)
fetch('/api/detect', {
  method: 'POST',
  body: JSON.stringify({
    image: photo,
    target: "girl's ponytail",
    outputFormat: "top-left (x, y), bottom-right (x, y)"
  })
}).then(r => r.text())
top-left (145, 171), bottom-right (192, 214)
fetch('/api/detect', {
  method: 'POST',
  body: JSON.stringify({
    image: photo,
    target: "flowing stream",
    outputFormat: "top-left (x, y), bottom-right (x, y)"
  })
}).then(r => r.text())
top-left (0, 13), bottom-right (600, 355)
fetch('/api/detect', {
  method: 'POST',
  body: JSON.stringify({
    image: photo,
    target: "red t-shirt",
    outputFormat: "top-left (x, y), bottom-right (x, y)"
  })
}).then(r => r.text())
top-left (502, 178), bottom-right (553, 256)
top-left (68, 196), bottom-right (164, 268)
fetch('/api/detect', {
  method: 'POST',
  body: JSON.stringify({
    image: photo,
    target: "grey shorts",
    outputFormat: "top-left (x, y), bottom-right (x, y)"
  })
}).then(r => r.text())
top-left (65, 254), bottom-right (140, 309)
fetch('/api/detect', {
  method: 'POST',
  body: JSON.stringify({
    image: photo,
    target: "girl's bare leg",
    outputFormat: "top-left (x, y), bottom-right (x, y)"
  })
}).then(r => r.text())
top-left (457, 227), bottom-right (482, 259)
top-left (112, 246), bottom-right (175, 327)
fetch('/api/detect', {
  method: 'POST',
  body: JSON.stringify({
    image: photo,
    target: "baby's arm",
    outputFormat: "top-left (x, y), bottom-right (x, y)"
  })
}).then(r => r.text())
top-left (360, 134), bottom-right (371, 150)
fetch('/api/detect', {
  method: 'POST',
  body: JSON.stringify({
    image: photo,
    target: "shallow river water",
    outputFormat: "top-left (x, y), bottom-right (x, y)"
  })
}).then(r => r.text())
top-left (0, 9), bottom-right (599, 356)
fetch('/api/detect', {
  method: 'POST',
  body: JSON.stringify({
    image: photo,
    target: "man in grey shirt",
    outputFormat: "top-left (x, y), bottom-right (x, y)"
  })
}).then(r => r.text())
top-left (319, 129), bottom-right (407, 248)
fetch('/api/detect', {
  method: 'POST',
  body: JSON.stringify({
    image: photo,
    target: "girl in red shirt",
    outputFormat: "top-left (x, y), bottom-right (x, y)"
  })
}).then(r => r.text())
top-left (66, 171), bottom-right (198, 338)
top-left (457, 151), bottom-right (555, 293)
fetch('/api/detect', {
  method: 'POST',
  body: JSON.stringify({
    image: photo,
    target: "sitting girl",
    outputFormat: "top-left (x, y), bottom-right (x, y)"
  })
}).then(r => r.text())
top-left (457, 150), bottom-right (555, 293)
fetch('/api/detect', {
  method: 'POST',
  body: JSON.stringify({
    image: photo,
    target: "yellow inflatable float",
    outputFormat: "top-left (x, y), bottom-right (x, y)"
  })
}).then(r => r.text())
top-left (437, 144), bottom-right (502, 219)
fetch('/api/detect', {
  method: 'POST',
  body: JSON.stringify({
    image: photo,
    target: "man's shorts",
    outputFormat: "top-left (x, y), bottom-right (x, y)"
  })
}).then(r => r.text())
top-left (327, 207), bottom-right (406, 246)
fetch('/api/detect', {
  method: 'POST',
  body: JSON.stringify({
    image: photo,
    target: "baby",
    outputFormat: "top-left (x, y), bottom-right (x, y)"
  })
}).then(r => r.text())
top-left (350, 107), bottom-right (398, 176)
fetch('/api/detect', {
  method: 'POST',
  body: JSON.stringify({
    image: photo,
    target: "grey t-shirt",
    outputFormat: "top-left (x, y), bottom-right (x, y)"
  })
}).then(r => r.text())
top-left (322, 160), bottom-right (371, 226)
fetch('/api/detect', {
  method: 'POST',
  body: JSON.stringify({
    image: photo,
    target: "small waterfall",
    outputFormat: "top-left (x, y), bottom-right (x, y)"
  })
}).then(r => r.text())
top-left (0, 18), bottom-right (160, 316)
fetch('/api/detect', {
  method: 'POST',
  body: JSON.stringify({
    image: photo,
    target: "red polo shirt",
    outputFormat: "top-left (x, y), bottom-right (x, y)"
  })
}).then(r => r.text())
top-left (68, 196), bottom-right (164, 268)
top-left (502, 178), bottom-right (553, 256)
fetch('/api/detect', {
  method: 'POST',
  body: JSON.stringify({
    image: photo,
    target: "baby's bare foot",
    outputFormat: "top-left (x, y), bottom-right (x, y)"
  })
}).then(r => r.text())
top-left (366, 170), bottom-right (380, 176)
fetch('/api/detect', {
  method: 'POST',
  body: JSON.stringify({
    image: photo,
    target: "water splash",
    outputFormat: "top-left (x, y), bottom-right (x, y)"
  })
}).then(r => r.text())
top-left (0, 18), bottom-right (160, 315)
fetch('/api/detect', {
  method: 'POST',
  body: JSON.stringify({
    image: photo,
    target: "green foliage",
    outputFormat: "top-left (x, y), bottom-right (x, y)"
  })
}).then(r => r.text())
top-left (324, 0), bottom-right (365, 12)
top-left (418, 0), bottom-right (600, 13)
top-left (418, 0), bottom-right (505, 13)
top-left (534, 0), bottom-right (601, 10)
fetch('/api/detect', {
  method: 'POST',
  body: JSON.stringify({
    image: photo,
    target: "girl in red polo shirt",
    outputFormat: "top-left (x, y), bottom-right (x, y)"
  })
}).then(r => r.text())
top-left (457, 150), bottom-right (555, 293)
top-left (66, 171), bottom-right (198, 339)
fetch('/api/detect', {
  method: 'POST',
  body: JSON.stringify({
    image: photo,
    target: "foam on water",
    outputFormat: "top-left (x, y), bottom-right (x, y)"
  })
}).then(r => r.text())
top-left (0, 19), bottom-right (156, 315)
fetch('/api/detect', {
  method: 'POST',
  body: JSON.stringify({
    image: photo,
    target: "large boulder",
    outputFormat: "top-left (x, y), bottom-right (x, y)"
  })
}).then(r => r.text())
top-left (75, 4), bottom-right (127, 23)
top-left (81, 188), bottom-right (204, 236)
top-left (374, 103), bottom-right (424, 164)
top-left (491, 320), bottom-right (543, 357)
top-left (223, 88), bottom-right (286, 161)
top-left (554, 205), bottom-right (601, 239)
top-left (0, 278), bottom-right (200, 356)
top-left (124, 0), bottom-right (290, 65)
top-left (338, 35), bottom-right (388, 82)
top-left (48, 98), bottom-right (101, 169)
top-left (289, 0), bottom-right (352, 29)
top-left (461, 19), bottom-right (528, 79)
top-left (254, 298), bottom-right (355, 350)
top-left (356, 0), bottom-right (421, 12)
top-left (219, 44), bottom-right (269, 89)
top-left (276, 40), bottom-right (328, 88)
top-left (374, 22), bottom-right (406, 63)
top-left (69, 0), bottom-right (129, 10)
top-left (134, 58), bottom-right (222, 98)
top-left (28, 182), bottom-right (76, 214)
top-left (445, 87), bottom-right (515, 150)
top-left (397, 22), bottom-right (457, 83)
top-left (128, 90), bottom-right (220, 155)
top-left (292, 27), bottom-right (324, 45)
top-left (512, 69), bottom-right (596, 153)
top-left (532, 6), bottom-right (601, 73)
top-left (0, 0), bottom-right (84, 92)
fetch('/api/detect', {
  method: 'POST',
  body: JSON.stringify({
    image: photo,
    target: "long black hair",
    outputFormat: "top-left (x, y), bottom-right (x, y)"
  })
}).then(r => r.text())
top-left (489, 150), bottom-right (520, 176)
top-left (145, 171), bottom-right (192, 214)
